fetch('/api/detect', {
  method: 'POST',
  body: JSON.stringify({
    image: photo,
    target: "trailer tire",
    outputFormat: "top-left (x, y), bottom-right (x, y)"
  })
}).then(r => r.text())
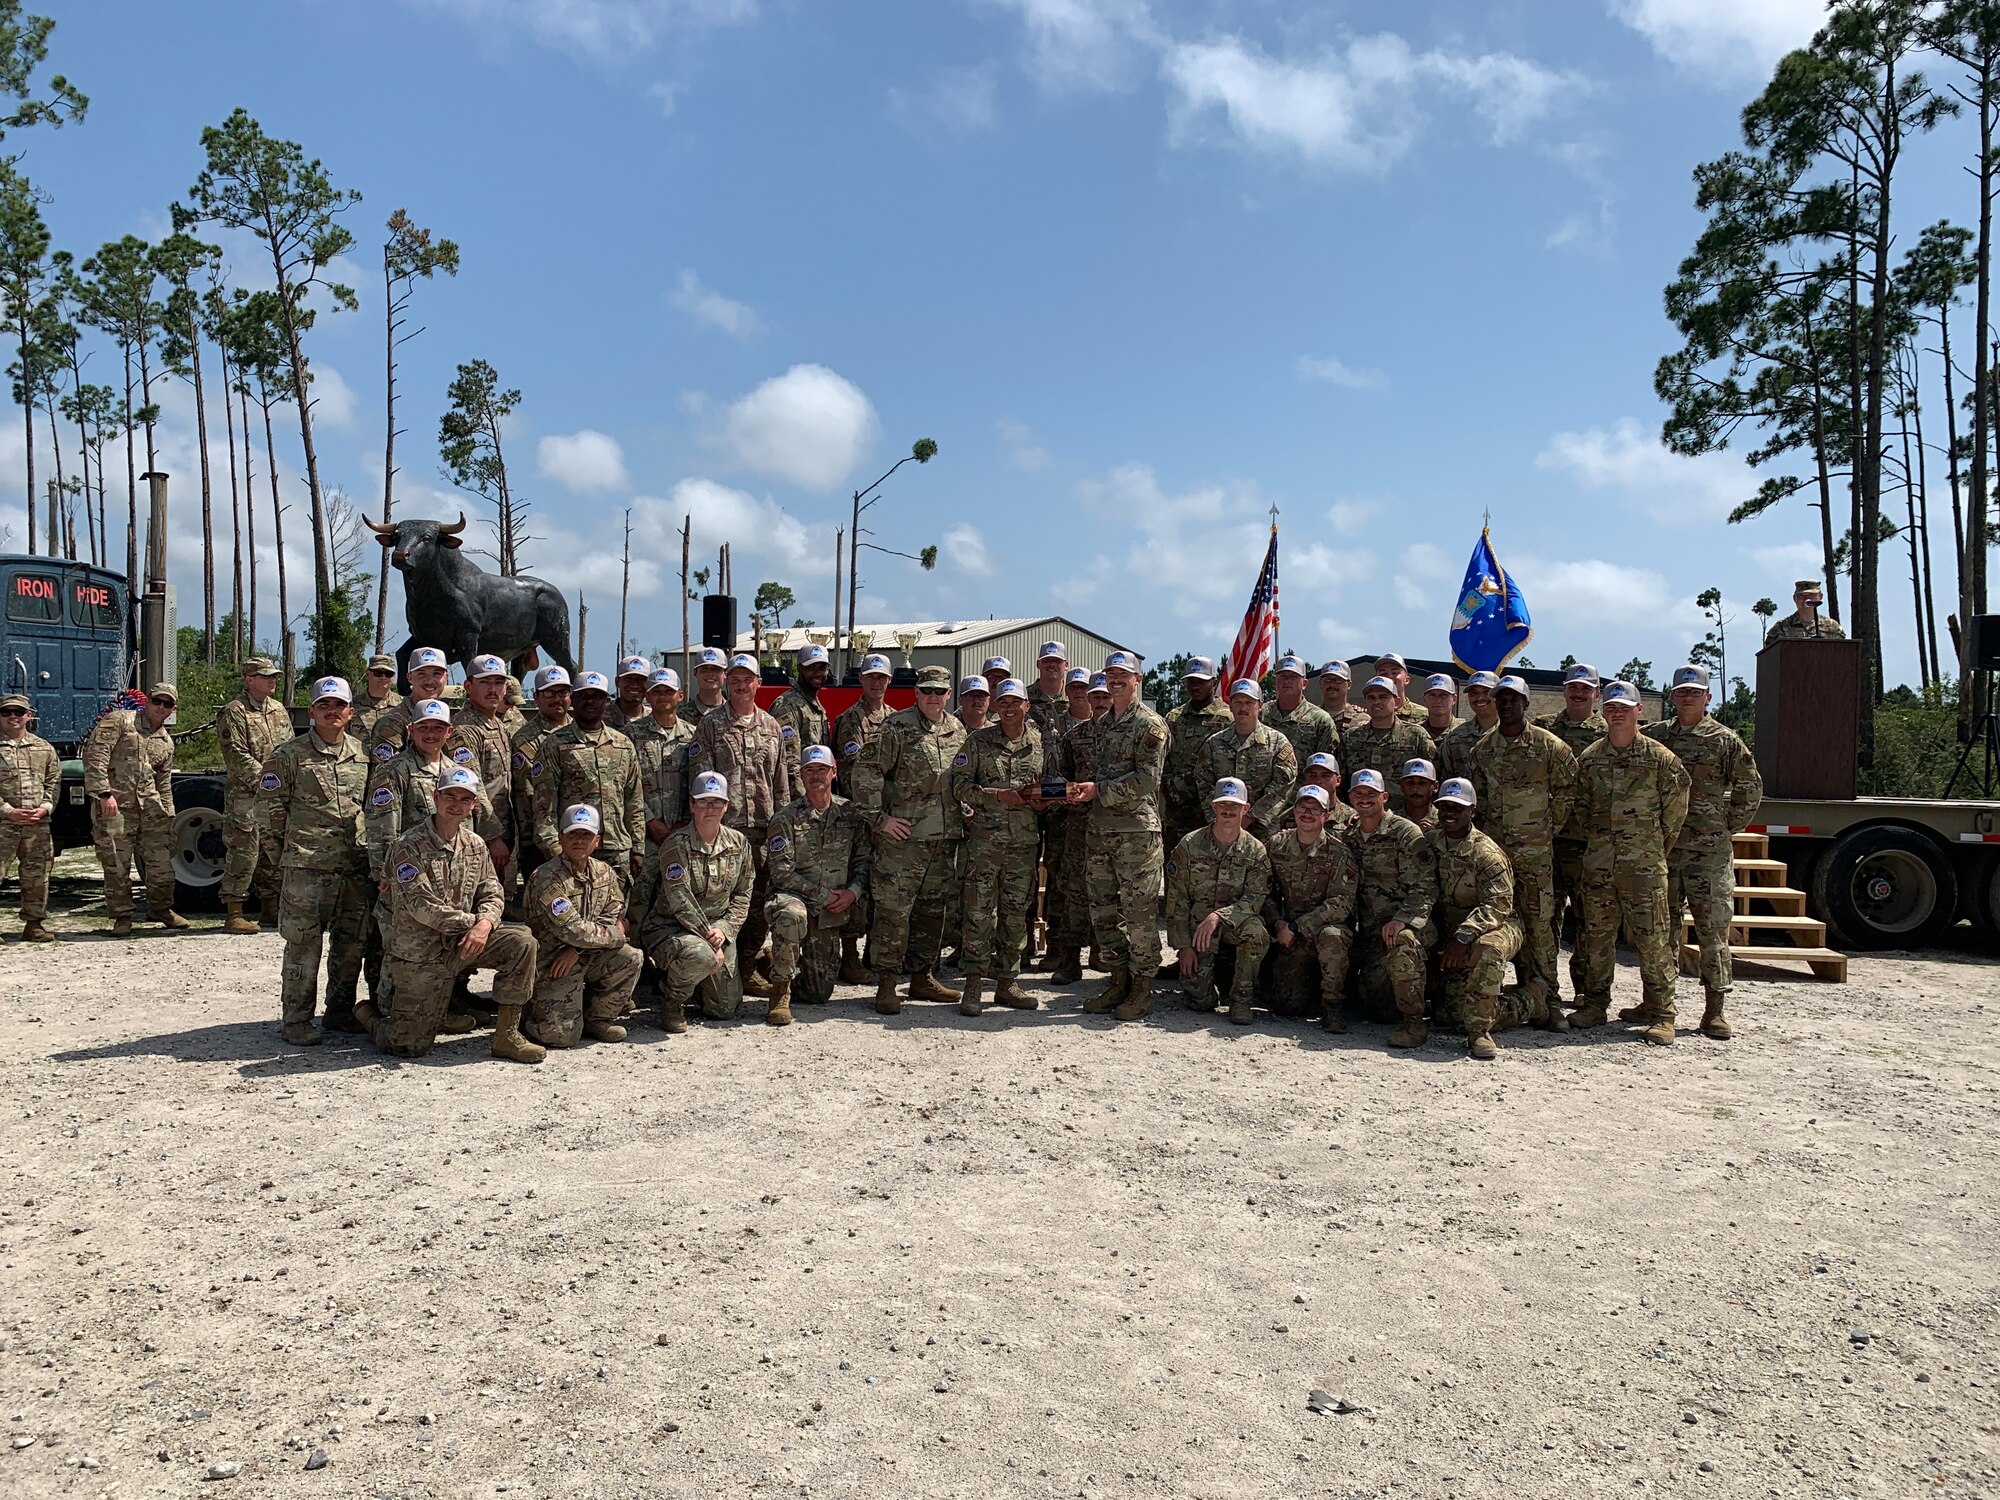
top-left (1970, 855), bottom-right (2000, 945)
top-left (169, 775), bottom-right (228, 913)
top-left (1812, 824), bottom-right (1958, 951)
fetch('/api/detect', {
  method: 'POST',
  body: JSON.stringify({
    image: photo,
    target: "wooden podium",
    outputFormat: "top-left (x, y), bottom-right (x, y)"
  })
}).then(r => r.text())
top-left (1754, 637), bottom-right (1859, 799)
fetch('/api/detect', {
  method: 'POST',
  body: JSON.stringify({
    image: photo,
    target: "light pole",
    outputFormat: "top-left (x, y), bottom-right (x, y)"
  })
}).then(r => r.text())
top-left (845, 438), bottom-right (938, 678)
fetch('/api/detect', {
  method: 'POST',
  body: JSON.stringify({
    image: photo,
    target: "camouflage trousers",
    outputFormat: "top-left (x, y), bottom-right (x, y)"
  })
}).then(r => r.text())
top-left (647, 930), bottom-right (744, 1020)
top-left (868, 836), bottom-right (960, 976)
top-left (1550, 836), bottom-right (1587, 991)
top-left (377, 926), bottom-right (537, 1057)
top-left (1046, 811), bottom-right (1092, 948)
top-left (1502, 842), bottom-right (1560, 997)
top-left (0, 821), bottom-right (53, 922)
top-left (93, 802), bottom-right (175, 919)
top-left (218, 787), bottom-right (276, 906)
top-left (1161, 805), bottom-right (1205, 867)
top-left (527, 942), bottom-right (643, 1047)
top-left (1086, 824), bottom-right (1164, 975)
top-left (960, 834), bottom-right (1038, 978)
top-left (1576, 861), bottom-right (1677, 1020)
top-left (1263, 925), bottom-right (1354, 1018)
top-left (767, 893), bottom-right (847, 1005)
top-left (1179, 913), bottom-right (1270, 1010)
top-left (279, 866), bottom-right (372, 1029)
top-left (1427, 918), bottom-right (1523, 1037)
top-left (738, 834), bottom-right (772, 976)
top-left (1351, 921), bottom-right (1430, 1022)
top-left (1669, 841), bottom-right (1735, 994)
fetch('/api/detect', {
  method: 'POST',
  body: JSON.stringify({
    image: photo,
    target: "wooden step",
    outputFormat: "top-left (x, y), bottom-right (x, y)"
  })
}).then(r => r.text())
top-left (1732, 831), bottom-right (1770, 858)
top-left (1734, 884), bottom-right (1807, 915)
top-left (1734, 857), bottom-right (1791, 885)
top-left (1684, 914), bottom-right (1830, 945)
top-left (1680, 940), bottom-right (1846, 983)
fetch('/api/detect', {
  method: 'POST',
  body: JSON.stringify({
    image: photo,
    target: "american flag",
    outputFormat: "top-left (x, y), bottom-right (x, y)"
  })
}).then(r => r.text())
top-left (1224, 526), bottom-right (1279, 687)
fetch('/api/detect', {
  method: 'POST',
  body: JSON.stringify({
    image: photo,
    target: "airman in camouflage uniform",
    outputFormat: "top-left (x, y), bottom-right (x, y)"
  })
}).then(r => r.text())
top-left (1161, 656), bottom-right (1232, 858)
top-left (833, 654), bottom-right (896, 796)
top-left (630, 668), bottom-right (696, 849)
top-left (446, 655), bottom-right (521, 880)
top-left (1261, 783), bottom-right (1358, 1027)
top-left (1341, 768), bottom-right (1435, 1042)
top-left (1025, 642), bottom-right (1072, 748)
top-left (522, 804), bottom-right (644, 1049)
top-left (367, 647), bottom-right (451, 763)
top-left (768, 645), bottom-right (833, 784)
top-left (1202, 678), bottom-right (1297, 836)
top-left (0, 691), bottom-right (59, 940)
top-left (765, 745), bottom-right (872, 1018)
top-left (949, 679), bottom-right (1045, 1014)
top-left (81, 685), bottom-right (183, 934)
top-left (350, 654), bottom-right (405, 744)
top-left (1043, 669), bottom-right (1101, 984)
top-left (1317, 660), bottom-right (1368, 737)
top-left (1573, 681), bottom-right (1691, 1043)
top-left (634, 771), bottom-right (754, 1028)
top-left (365, 700), bottom-right (485, 881)
top-left (1277, 752), bottom-right (1354, 834)
top-left (1340, 677), bottom-right (1437, 815)
top-left (1164, 777), bottom-right (1271, 1023)
top-left (368, 766), bottom-right (541, 1062)
top-left (1470, 674), bottom-right (1577, 1020)
top-left (855, 663), bottom-right (966, 1012)
top-left (1022, 646), bottom-right (1078, 973)
top-left (1399, 758), bottom-right (1441, 830)
top-left (1645, 663), bottom-right (1763, 1040)
top-left (1436, 670), bottom-right (1499, 782)
top-left (1262, 653), bottom-right (1339, 765)
top-left (538, 672), bottom-right (646, 886)
top-left (1372, 653), bottom-right (1430, 728)
top-left (1764, 578), bottom-right (1846, 641)
top-left (263, 678), bottom-right (372, 1044)
top-left (1537, 662), bottom-right (1607, 971)
top-left (1078, 652), bottom-right (1169, 1021)
top-left (604, 655), bottom-right (652, 732)
top-left (1421, 781), bottom-right (1542, 1058)
top-left (215, 656), bottom-right (291, 934)
top-left (691, 654), bottom-right (796, 993)
top-left (508, 666), bottom-right (573, 873)
top-left (1419, 673), bottom-right (1463, 742)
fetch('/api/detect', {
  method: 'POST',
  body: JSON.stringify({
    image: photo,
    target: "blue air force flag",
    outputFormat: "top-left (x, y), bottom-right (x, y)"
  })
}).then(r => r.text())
top-left (1448, 529), bottom-right (1532, 673)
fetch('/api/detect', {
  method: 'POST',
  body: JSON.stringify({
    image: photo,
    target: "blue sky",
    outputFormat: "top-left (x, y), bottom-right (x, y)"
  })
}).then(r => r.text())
top-left (5, 0), bottom-right (1966, 687)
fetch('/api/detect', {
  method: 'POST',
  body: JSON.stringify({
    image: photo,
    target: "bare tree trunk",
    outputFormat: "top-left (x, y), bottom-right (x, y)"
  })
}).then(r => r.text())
top-left (618, 507), bottom-right (631, 659)
top-left (187, 301), bottom-right (215, 665)
top-left (1964, 46), bottom-right (1997, 734)
top-left (137, 334), bottom-right (157, 475)
top-left (219, 345), bottom-right (243, 662)
top-left (242, 380), bottom-right (258, 659)
top-left (122, 340), bottom-right (137, 603)
top-left (1899, 360), bottom-right (1929, 688)
top-left (259, 381), bottom-right (293, 700)
top-left (41, 388), bottom-right (64, 558)
top-left (679, 516), bottom-right (690, 686)
top-left (1911, 355), bottom-right (1943, 689)
top-left (577, 593), bottom-right (587, 673)
top-left (377, 248), bottom-right (395, 653)
top-left (833, 527), bottom-right (843, 676)
top-left (17, 309), bottom-right (34, 554)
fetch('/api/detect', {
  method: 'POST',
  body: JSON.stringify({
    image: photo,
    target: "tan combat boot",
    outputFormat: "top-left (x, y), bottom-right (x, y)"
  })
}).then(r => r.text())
top-left (160, 910), bottom-right (190, 930)
top-left (1699, 990), bottom-right (1732, 1040)
top-left (1386, 1019), bottom-right (1429, 1049)
top-left (1081, 967), bottom-right (1128, 1014)
top-left (1112, 974), bottom-right (1153, 1022)
top-left (741, 967), bottom-right (772, 998)
top-left (1643, 1015), bottom-right (1676, 1047)
top-left (765, 981), bottom-right (794, 1027)
top-left (1568, 1000), bottom-right (1610, 1029)
top-left (1227, 987), bottom-right (1255, 1026)
top-left (1320, 1002), bottom-right (1348, 1034)
top-left (1468, 1030), bottom-right (1498, 1061)
top-left (491, 1004), bottom-right (546, 1064)
top-left (908, 969), bottom-right (961, 1003)
top-left (439, 1010), bottom-right (478, 1034)
top-left (660, 993), bottom-right (689, 1034)
top-left (109, 916), bottom-right (133, 937)
top-left (1048, 947), bottom-right (1082, 985)
top-left (1617, 1002), bottom-right (1649, 1021)
top-left (993, 976), bottom-right (1037, 1010)
top-left (282, 1020), bottom-right (322, 1046)
top-left (957, 976), bottom-right (987, 1017)
top-left (585, 1018), bottom-right (628, 1042)
top-left (22, 921), bottom-right (56, 943)
top-left (840, 933), bottom-right (870, 984)
top-left (873, 975), bottom-right (902, 1015)
top-left (1528, 980), bottom-right (1568, 1032)
top-left (353, 998), bottom-right (381, 1032)
top-left (223, 901), bottom-right (258, 935)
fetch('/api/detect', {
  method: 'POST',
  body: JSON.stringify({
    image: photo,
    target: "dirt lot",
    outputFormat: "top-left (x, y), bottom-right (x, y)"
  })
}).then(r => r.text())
top-left (3, 867), bottom-right (1998, 1499)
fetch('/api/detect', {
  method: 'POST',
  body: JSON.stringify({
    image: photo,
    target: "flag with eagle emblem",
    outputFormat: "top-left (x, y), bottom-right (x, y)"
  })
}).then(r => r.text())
top-left (1448, 526), bottom-right (1532, 673)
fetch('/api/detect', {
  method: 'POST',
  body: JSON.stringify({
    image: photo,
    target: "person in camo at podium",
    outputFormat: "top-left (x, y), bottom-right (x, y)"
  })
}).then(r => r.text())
top-left (1766, 579), bottom-right (1846, 641)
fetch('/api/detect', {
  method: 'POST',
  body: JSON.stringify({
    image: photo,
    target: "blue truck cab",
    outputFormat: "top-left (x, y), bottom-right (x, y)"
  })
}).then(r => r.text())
top-left (1, 554), bottom-right (127, 752)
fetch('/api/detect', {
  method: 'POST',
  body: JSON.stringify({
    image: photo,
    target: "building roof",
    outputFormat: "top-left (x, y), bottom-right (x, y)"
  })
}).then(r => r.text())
top-left (736, 616), bottom-right (1129, 653)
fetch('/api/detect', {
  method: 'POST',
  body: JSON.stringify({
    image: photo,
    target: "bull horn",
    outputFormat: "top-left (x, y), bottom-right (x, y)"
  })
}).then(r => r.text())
top-left (363, 515), bottom-right (396, 536)
top-left (438, 512), bottom-right (467, 536)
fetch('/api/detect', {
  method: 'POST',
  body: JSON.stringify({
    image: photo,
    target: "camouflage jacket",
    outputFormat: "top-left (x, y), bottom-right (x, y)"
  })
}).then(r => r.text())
top-left (1766, 613), bottom-right (1845, 641)
top-left (215, 692), bottom-right (294, 795)
top-left (605, 695), bottom-right (650, 733)
top-left (367, 698), bottom-right (422, 765)
top-left (1469, 723), bottom-right (1577, 852)
top-left (509, 711), bottom-right (571, 857)
top-left (1262, 700), bottom-right (1338, 766)
top-left (1162, 698), bottom-right (1232, 816)
top-left (635, 823), bottom-right (754, 948)
top-left (832, 698), bottom-right (895, 796)
top-left (1436, 716), bottom-right (1494, 784)
top-left (1055, 713), bottom-right (1102, 783)
top-left (1426, 826), bottom-right (1514, 944)
top-left (1322, 699), bottom-right (1369, 737)
top-left (627, 715), bottom-right (696, 835)
top-left (261, 728), bottom-right (369, 873)
top-left (446, 706), bottom-right (515, 843)
top-left (1343, 812), bottom-right (1436, 933)
top-left (1535, 711), bottom-right (1606, 841)
top-left (1423, 714), bottom-right (1462, 743)
top-left (950, 723), bottom-right (1044, 847)
top-left (1164, 826), bottom-right (1271, 950)
top-left (1575, 735), bottom-right (1691, 876)
top-left (1276, 794), bottom-right (1355, 834)
top-left (1088, 701), bottom-right (1168, 835)
top-left (855, 706), bottom-right (967, 841)
top-left (1026, 680), bottom-right (1069, 753)
top-left (1201, 721), bottom-right (1299, 832)
top-left (525, 854), bottom-right (631, 956)
top-left (1337, 720), bottom-right (1437, 814)
top-left (382, 818), bottom-right (505, 963)
top-left (1261, 826), bottom-right (1358, 940)
top-left (349, 689), bottom-right (404, 746)
top-left (1645, 715), bottom-right (1762, 854)
top-left (0, 731), bottom-right (58, 814)
top-left (767, 687), bottom-right (831, 785)
top-left (82, 708), bottom-right (174, 814)
top-left (539, 722), bottom-right (647, 858)
top-left (767, 794), bottom-right (872, 912)
top-left (691, 704), bottom-right (796, 834)
top-left (366, 748), bottom-right (491, 883)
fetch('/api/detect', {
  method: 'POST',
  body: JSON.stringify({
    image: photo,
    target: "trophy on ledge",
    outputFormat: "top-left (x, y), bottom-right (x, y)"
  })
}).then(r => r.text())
top-left (895, 630), bottom-right (919, 669)
top-left (764, 628), bottom-right (788, 665)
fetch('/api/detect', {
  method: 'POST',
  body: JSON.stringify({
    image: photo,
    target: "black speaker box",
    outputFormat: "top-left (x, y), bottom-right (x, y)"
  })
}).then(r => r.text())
top-left (1971, 614), bottom-right (2000, 672)
top-left (701, 595), bottom-right (737, 650)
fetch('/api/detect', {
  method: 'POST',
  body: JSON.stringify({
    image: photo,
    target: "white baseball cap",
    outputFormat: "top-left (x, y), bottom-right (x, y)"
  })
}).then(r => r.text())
top-left (561, 804), bottom-right (602, 833)
top-left (411, 698), bottom-right (452, 725)
top-left (534, 665), bottom-right (571, 693)
top-left (1036, 641), bottom-right (1067, 662)
top-left (648, 667), bottom-right (681, 692)
top-left (575, 671), bottom-right (611, 694)
top-left (1210, 777), bottom-right (1250, 805)
top-left (995, 678), bottom-right (1028, 701)
top-left (618, 654), bottom-right (651, 679)
top-left (409, 647), bottom-right (449, 671)
top-left (311, 675), bottom-right (351, 704)
top-left (860, 653), bottom-right (893, 678)
top-left (691, 770), bottom-right (729, 801)
top-left (1228, 678), bottom-right (1264, 701)
top-left (469, 654), bottom-right (508, 680)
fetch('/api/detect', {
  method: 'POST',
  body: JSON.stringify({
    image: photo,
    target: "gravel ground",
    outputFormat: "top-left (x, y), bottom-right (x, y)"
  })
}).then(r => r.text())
top-left (2, 861), bottom-right (1997, 1499)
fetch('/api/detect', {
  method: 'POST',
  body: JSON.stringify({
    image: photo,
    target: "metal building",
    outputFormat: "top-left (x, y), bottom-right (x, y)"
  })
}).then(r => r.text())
top-left (736, 616), bottom-right (1141, 683)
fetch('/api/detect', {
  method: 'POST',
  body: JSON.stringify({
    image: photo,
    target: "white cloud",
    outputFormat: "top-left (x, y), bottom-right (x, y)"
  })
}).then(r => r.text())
top-left (669, 269), bottom-right (762, 340)
top-left (720, 364), bottom-right (879, 491)
top-left (633, 476), bottom-right (835, 579)
top-left (942, 522), bottom-right (996, 575)
top-left (1517, 556), bottom-right (1706, 635)
top-left (889, 63), bottom-right (1000, 135)
top-left (306, 362), bottom-right (356, 429)
top-left (997, 418), bottom-right (1051, 472)
top-left (1753, 540), bottom-right (1824, 576)
top-left (1536, 417), bottom-right (1750, 526)
top-left (1296, 354), bottom-right (1386, 389)
top-left (416, 0), bottom-right (759, 66)
top-left (1611, 0), bottom-right (1825, 79)
top-left (1326, 498), bottom-right (1383, 534)
top-left (537, 429), bottom-right (630, 493)
top-left (986, 0), bottom-right (1155, 93)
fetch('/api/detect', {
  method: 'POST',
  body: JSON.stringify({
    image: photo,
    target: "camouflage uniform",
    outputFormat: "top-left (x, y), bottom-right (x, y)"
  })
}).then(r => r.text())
top-left (766, 793), bottom-right (872, 1005)
top-left (1424, 714), bottom-right (1463, 743)
top-left (1339, 720), bottom-right (1437, 815)
top-left (1161, 697), bottom-right (1232, 857)
top-left (950, 722), bottom-right (1044, 981)
top-left (508, 711), bottom-right (571, 866)
top-left (0, 728), bottom-right (59, 925)
top-left (634, 823), bottom-right (754, 1021)
top-left (537, 723), bottom-right (646, 879)
top-left (446, 706), bottom-right (518, 853)
top-left (1263, 699), bottom-right (1338, 767)
top-left (1436, 717), bottom-right (1492, 783)
top-left (691, 704), bottom-right (796, 976)
top-left (855, 706), bottom-right (966, 978)
top-left (216, 690), bottom-right (293, 909)
top-left (349, 688), bottom-right (404, 747)
top-left (628, 714), bottom-right (696, 850)
top-left (1646, 715), bottom-right (1762, 998)
top-left (262, 729), bottom-right (372, 1035)
top-left (1343, 812), bottom-right (1435, 1023)
top-left (1536, 709), bottom-right (1606, 958)
top-left (1261, 826), bottom-right (1359, 1020)
top-left (832, 698), bottom-right (895, 798)
top-left (1573, 736), bottom-right (1691, 1023)
top-left (1470, 723), bottom-right (1577, 998)
top-left (1085, 701), bottom-right (1169, 978)
top-left (767, 686), bottom-right (831, 786)
top-left (1164, 827), bottom-right (1271, 1012)
top-left (366, 749), bottom-right (491, 882)
top-left (604, 694), bottom-right (649, 734)
top-left (1026, 681), bottom-right (1069, 748)
top-left (377, 819), bottom-right (536, 1055)
top-left (1047, 713), bottom-right (1101, 952)
top-left (81, 708), bottom-right (176, 920)
top-left (1422, 826), bottom-right (1527, 1038)
top-left (1323, 699), bottom-right (1368, 738)
top-left (366, 699), bottom-right (422, 764)
top-left (522, 854), bottom-right (644, 1046)
top-left (1200, 722), bottom-right (1298, 835)
top-left (1765, 612), bottom-right (1845, 641)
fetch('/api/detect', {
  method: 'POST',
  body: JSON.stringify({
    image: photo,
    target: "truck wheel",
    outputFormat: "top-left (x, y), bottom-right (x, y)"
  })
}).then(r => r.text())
top-left (169, 775), bottom-right (228, 913)
top-left (1811, 825), bottom-right (1958, 950)
top-left (1970, 855), bottom-right (2000, 946)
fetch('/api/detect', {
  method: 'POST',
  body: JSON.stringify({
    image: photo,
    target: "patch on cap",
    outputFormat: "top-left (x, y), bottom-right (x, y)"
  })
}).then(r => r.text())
top-left (691, 770), bottom-right (729, 800)
top-left (1228, 678), bottom-right (1263, 701)
top-left (1564, 662), bottom-right (1601, 687)
top-left (958, 676), bottom-right (988, 697)
top-left (469, 654), bottom-right (508, 679)
top-left (1066, 668), bottom-right (1091, 687)
top-left (1306, 751), bottom-right (1340, 773)
top-left (1348, 768), bottom-right (1386, 793)
top-left (440, 766), bottom-right (481, 792)
top-left (1036, 640), bottom-right (1067, 661)
top-left (1601, 680), bottom-right (1641, 707)
top-left (1376, 651), bottom-right (1408, 670)
top-left (797, 645), bottom-right (829, 666)
top-left (1496, 675), bottom-right (1530, 697)
top-left (1363, 676), bottom-right (1397, 694)
top-left (1102, 650), bottom-right (1140, 673)
top-left (410, 647), bottom-right (448, 670)
top-left (1400, 758), bottom-right (1438, 782)
top-left (1671, 663), bottom-right (1710, 690)
top-left (534, 666), bottom-right (571, 692)
top-left (576, 671), bottom-right (611, 693)
top-left (1088, 673), bottom-right (1109, 692)
top-left (860, 654), bottom-right (893, 677)
top-left (1424, 674), bottom-right (1456, 694)
top-left (1275, 654), bottom-right (1307, 676)
top-left (311, 675), bottom-right (351, 704)
top-left (981, 656), bottom-right (1011, 674)
top-left (801, 744), bottom-right (834, 768)
top-left (696, 647), bottom-right (727, 669)
top-left (562, 804), bottom-right (601, 832)
top-left (1320, 659), bottom-right (1351, 680)
top-left (414, 699), bottom-right (452, 723)
top-left (1210, 776), bottom-right (1250, 804)
top-left (1294, 784), bottom-right (1331, 808)
top-left (1183, 655), bottom-right (1216, 680)
top-left (1436, 777), bottom-right (1477, 806)
top-left (1466, 671), bottom-right (1500, 690)
top-left (728, 653), bottom-right (760, 673)
top-left (619, 655), bottom-right (651, 677)
top-left (995, 678), bottom-right (1028, 701)
top-left (649, 668), bottom-right (681, 691)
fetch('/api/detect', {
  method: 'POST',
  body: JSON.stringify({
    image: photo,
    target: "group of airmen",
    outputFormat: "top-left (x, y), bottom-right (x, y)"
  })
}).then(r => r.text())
top-left (0, 593), bottom-right (1786, 1060)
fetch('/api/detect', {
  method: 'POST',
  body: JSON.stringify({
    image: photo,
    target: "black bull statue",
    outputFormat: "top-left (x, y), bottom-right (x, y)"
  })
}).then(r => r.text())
top-left (367, 513), bottom-right (577, 682)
